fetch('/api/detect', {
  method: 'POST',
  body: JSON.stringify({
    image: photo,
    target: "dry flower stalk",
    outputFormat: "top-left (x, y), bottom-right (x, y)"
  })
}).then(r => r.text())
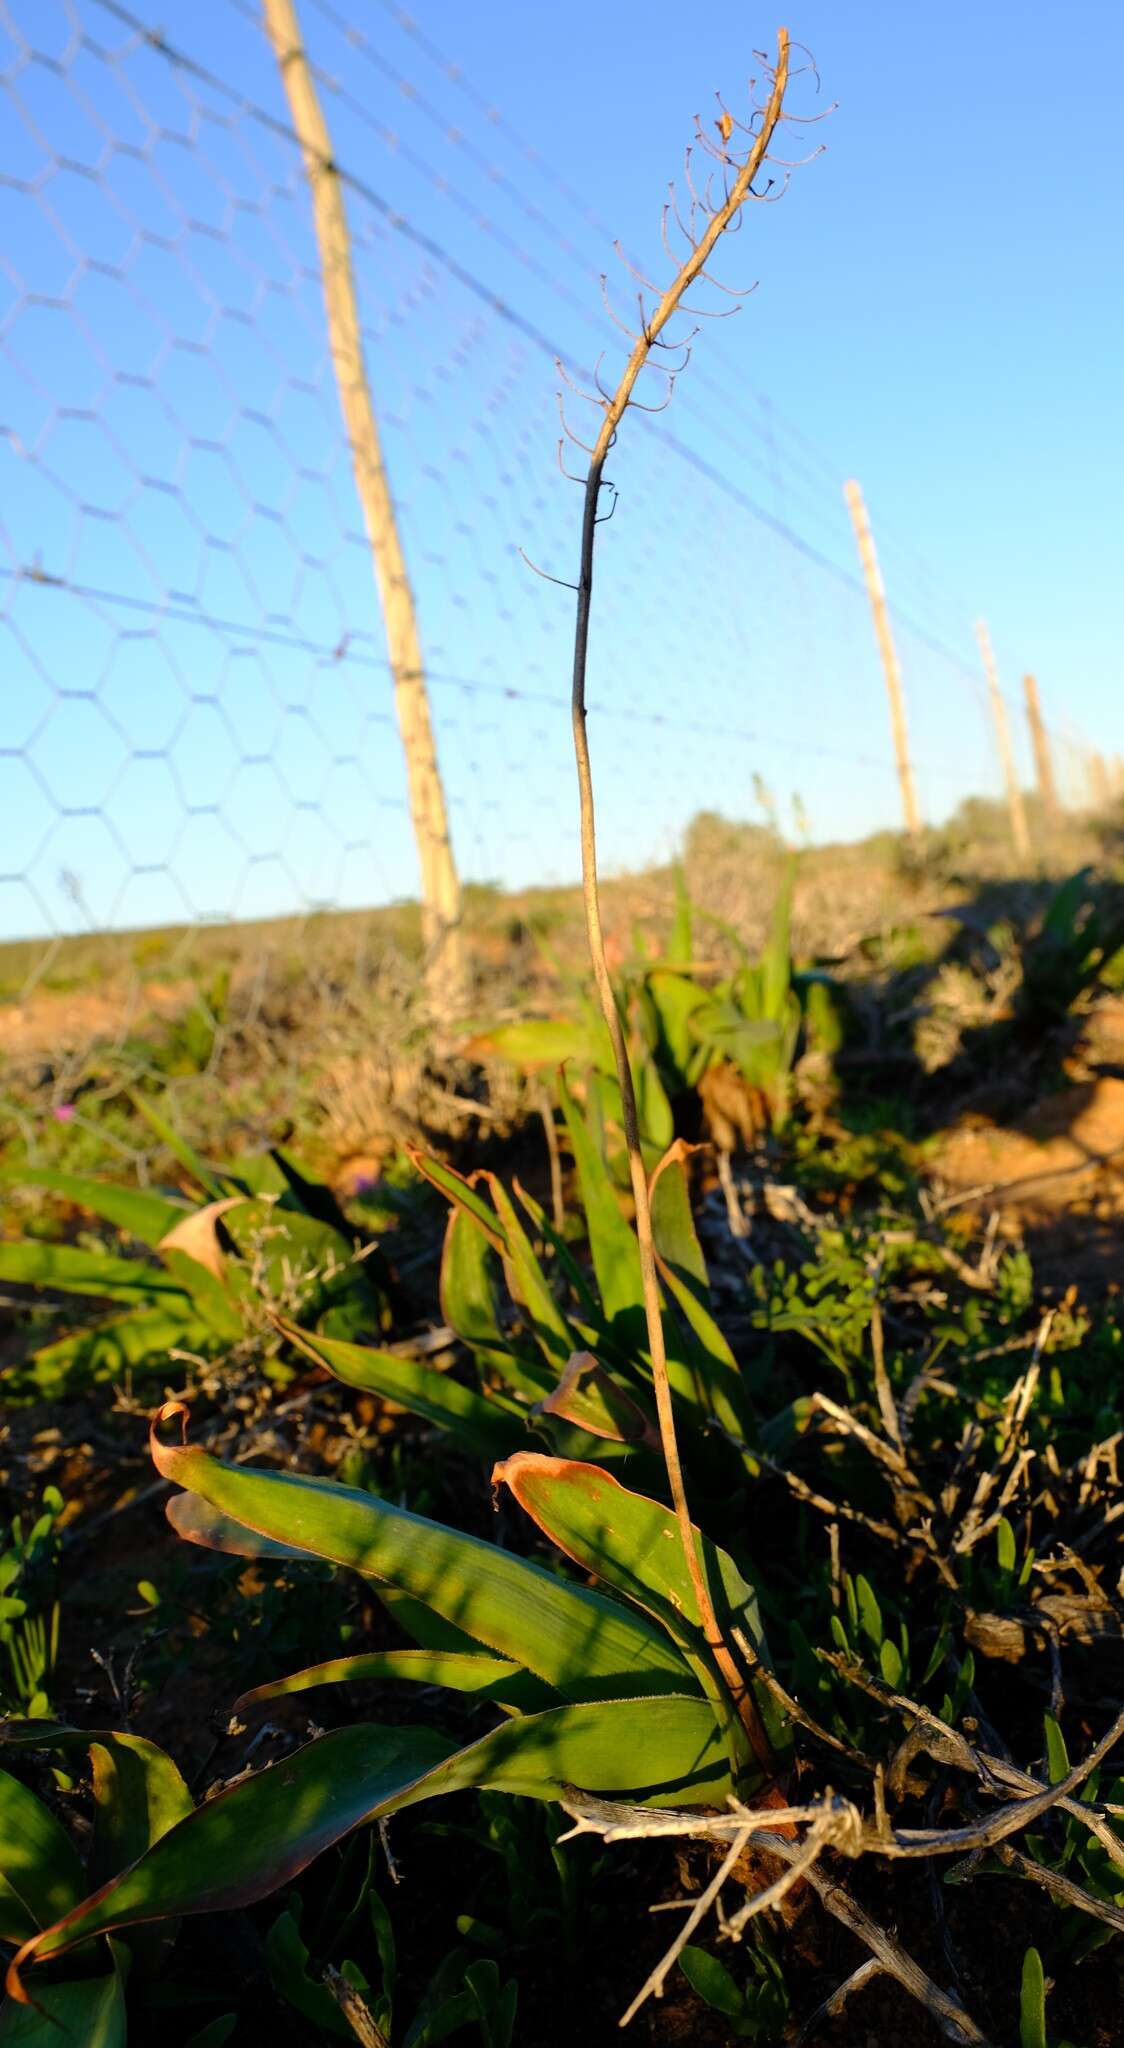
top-left (566, 29), bottom-right (794, 1772)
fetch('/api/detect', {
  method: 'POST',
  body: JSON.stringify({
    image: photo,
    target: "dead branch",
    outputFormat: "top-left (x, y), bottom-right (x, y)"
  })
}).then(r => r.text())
top-left (992, 1841), bottom-right (1124, 1933)
top-left (794, 1958), bottom-right (883, 2045)
top-left (560, 1698), bottom-right (1124, 2035)
top-left (324, 1966), bottom-right (389, 2047)
top-left (561, 1793), bottom-right (992, 2044)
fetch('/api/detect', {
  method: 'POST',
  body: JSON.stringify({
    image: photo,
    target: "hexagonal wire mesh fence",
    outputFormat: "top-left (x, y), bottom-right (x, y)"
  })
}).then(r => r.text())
top-left (1, 0), bottom-right (1108, 1175)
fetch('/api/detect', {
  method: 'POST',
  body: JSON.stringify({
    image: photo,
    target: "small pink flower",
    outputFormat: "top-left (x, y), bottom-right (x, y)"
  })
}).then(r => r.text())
top-left (52, 1103), bottom-right (76, 1124)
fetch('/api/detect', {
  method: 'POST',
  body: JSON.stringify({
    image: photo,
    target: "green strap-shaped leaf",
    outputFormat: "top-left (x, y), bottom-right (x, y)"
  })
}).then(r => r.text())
top-left (0, 1770), bottom-right (85, 1944)
top-left (216, 1152), bottom-right (292, 1197)
top-left (16, 1725), bottom-right (452, 1975)
top-left (18, 1701), bottom-right (728, 1979)
top-left (635, 1052), bottom-right (675, 1152)
top-left (277, 1318), bottom-right (523, 1460)
top-left (556, 1071), bottom-right (645, 1351)
top-left (677, 1944), bottom-right (745, 2020)
top-left (0, 1727), bottom-right (193, 1891)
top-left (375, 1587), bottom-right (491, 1655)
top-left (88, 1735), bottom-right (193, 1887)
top-left (3, 1304), bottom-right (218, 1400)
top-left (493, 1453), bottom-right (788, 1769)
top-left (532, 1351), bottom-right (656, 1448)
top-left (408, 1154), bottom-right (507, 1254)
top-left (484, 1178), bottom-right (578, 1376)
top-left (236, 1649), bottom-right (557, 1716)
top-left (648, 1143), bottom-right (710, 1297)
top-left (439, 1210), bottom-right (549, 1400)
top-left (465, 1018), bottom-right (607, 1071)
top-left (1019, 1946), bottom-right (1048, 2048)
top-left (264, 1908), bottom-right (353, 2039)
top-left (439, 1207), bottom-right (504, 1352)
top-left (165, 1494), bottom-right (313, 1561)
top-left (220, 1149), bottom-right (361, 1232)
top-left (218, 1203), bottom-right (372, 1322)
top-left (0, 1243), bottom-right (189, 1304)
top-left (0, 1169), bottom-right (189, 1246)
top-left (153, 1418), bottom-right (693, 1700)
top-left (645, 970), bottom-right (706, 1083)
top-left (157, 1249), bottom-right (243, 1338)
top-left (512, 1185), bottom-right (602, 1324)
top-left (650, 1146), bottom-right (754, 1448)
top-left (553, 1086), bottom-right (721, 1428)
top-left (184, 2017), bottom-right (237, 2047)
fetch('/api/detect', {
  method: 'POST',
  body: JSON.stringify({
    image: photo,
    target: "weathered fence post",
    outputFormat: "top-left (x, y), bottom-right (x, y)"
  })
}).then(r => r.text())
top-left (844, 480), bottom-right (922, 841)
top-left (975, 620), bottom-right (1030, 860)
top-left (1022, 673), bottom-right (1061, 829)
top-left (262, 0), bottom-right (465, 1022)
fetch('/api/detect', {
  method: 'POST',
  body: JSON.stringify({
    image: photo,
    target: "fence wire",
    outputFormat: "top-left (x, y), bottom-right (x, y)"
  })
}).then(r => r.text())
top-left (0, 0), bottom-right (1111, 1161)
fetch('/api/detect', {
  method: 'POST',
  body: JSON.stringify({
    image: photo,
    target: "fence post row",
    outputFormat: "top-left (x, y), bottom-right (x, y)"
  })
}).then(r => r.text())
top-left (1022, 673), bottom-right (1061, 828)
top-left (263, 0), bottom-right (466, 1022)
top-left (843, 480), bottom-right (922, 842)
top-left (975, 620), bottom-right (1031, 860)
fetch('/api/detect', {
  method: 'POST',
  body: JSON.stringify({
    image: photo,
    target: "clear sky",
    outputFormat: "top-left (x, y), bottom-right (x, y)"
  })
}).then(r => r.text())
top-left (2, 0), bottom-right (1121, 941)
top-left (373, 0), bottom-right (1123, 724)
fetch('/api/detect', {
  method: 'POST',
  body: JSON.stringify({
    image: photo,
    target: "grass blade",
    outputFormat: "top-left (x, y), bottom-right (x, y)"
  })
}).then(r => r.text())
top-left (127, 1095), bottom-right (231, 1199)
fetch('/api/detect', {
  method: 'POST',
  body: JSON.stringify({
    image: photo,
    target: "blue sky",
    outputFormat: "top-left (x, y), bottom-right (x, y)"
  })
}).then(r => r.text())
top-left (2, 0), bottom-right (1120, 941)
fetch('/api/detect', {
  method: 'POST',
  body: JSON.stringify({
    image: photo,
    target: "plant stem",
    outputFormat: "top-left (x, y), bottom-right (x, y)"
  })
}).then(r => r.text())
top-left (568, 31), bottom-right (790, 1776)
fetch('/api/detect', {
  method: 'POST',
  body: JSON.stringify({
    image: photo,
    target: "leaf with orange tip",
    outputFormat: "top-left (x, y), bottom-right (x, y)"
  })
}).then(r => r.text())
top-left (532, 1351), bottom-right (657, 1448)
top-left (491, 1452), bottom-right (790, 1783)
top-left (491, 1452), bottom-right (768, 1665)
top-left (152, 1405), bottom-right (693, 1700)
top-left (165, 1493), bottom-right (312, 1561)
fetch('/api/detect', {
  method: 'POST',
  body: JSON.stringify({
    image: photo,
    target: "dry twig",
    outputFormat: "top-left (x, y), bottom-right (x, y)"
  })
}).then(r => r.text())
top-left (561, 1699), bottom-right (1124, 2037)
top-left (324, 1967), bottom-right (389, 2048)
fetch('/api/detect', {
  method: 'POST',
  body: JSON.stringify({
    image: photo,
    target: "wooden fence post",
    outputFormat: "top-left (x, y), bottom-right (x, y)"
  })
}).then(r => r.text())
top-left (1022, 674), bottom-right (1060, 829)
top-left (975, 620), bottom-right (1030, 861)
top-left (262, 0), bottom-right (465, 1021)
top-left (844, 481), bottom-right (922, 840)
